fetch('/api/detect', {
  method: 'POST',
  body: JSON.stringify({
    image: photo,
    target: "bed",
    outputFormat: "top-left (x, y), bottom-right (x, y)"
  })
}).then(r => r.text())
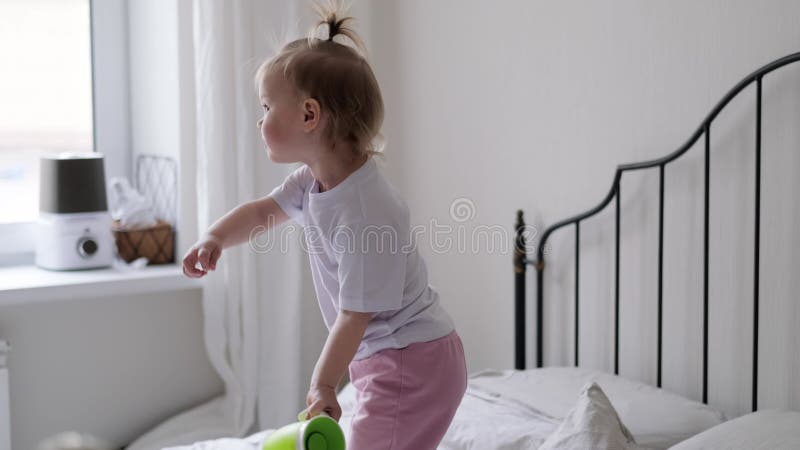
top-left (167, 51), bottom-right (800, 450)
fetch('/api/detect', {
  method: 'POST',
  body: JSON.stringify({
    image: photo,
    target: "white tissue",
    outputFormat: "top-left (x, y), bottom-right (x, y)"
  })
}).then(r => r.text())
top-left (113, 256), bottom-right (150, 271)
top-left (107, 177), bottom-right (158, 228)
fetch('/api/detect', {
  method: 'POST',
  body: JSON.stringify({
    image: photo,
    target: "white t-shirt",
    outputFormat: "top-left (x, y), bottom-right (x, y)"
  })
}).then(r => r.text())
top-left (268, 157), bottom-right (455, 360)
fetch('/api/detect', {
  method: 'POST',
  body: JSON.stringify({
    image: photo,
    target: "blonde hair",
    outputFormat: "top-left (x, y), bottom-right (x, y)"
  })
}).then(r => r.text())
top-left (255, 1), bottom-right (385, 158)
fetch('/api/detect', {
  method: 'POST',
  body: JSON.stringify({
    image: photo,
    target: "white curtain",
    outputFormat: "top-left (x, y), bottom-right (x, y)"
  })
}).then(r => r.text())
top-left (128, 1), bottom-right (307, 449)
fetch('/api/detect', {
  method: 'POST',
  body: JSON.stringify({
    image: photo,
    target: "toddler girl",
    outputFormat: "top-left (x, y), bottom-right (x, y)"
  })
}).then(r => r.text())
top-left (182, 3), bottom-right (466, 449)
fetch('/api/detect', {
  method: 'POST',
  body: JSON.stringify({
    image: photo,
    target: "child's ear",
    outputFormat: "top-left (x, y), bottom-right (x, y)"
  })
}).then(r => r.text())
top-left (302, 98), bottom-right (321, 132)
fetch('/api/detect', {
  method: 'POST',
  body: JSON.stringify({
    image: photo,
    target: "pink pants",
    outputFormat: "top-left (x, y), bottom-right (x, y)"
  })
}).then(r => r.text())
top-left (347, 330), bottom-right (467, 450)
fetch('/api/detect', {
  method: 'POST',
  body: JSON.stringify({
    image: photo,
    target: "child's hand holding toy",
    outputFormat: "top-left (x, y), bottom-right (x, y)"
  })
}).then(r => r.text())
top-left (304, 383), bottom-right (342, 422)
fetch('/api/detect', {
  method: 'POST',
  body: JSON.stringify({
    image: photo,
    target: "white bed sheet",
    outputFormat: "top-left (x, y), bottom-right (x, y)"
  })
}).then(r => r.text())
top-left (437, 379), bottom-right (560, 449)
top-left (167, 367), bottom-right (724, 450)
top-left (336, 370), bottom-right (562, 449)
top-left (461, 367), bottom-right (725, 449)
top-left (166, 383), bottom-right (557, 450)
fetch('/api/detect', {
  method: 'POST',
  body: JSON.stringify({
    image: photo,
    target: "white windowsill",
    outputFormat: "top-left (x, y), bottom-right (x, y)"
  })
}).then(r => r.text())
top-left (0, 263), bottom-right (201, 306)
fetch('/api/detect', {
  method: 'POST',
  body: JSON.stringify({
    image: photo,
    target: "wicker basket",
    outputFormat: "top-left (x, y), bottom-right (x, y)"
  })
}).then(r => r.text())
top-left (112, 219), bottom-right (175, 264)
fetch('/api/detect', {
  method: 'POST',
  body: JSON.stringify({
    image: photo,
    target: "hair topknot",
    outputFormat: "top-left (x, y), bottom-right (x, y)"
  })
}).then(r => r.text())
top-left (307, 0), bottom-right (367, 55)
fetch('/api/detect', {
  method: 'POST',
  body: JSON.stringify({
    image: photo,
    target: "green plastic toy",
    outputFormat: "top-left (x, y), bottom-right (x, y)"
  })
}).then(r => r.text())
top-left (261, 410), bottom-right (346, 450)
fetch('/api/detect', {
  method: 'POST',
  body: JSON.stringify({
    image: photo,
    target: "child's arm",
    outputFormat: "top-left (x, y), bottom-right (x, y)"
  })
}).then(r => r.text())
top-left (182, 196), bottom-right (288, 277)
top-left (305, 309), bottom-right (372, 420)
top-left (205, 196), bottom-right (289, 249)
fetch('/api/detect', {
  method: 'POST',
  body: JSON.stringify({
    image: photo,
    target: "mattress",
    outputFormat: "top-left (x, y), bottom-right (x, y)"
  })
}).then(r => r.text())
top-left (167, 366), bottom-right (725, 450)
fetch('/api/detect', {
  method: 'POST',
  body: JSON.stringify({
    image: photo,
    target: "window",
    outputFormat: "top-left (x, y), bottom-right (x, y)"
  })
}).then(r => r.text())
top-left (0, 0), bottom-right (94, 224)
top-left (0, 0), bottom-right (129, 264)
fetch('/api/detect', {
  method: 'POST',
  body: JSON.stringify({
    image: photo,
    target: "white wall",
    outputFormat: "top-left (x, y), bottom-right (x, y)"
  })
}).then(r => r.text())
top-left (128, 0), bottom-right (192, 254)
top-left (128, 0), bottom-right (181, 162)
top-left (367, 0), bottom-right (800, 419)
top-left (0, 288), bottom-right (222, 450)
top-left (91, 0), bottom-right (131, 181)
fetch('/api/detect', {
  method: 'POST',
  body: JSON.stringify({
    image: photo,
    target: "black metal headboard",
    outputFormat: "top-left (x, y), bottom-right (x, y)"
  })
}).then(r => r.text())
top-left (514, 51), bottom-right (800, 413)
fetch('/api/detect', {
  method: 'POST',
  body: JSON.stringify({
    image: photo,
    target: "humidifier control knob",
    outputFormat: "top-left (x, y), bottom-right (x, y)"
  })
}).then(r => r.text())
top-left (77, 237), bottom-right (98, 258)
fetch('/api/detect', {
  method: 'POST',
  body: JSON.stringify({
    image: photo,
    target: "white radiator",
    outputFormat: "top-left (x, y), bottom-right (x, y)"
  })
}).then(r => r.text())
top-left (0, 340), bottom-right (9, 450)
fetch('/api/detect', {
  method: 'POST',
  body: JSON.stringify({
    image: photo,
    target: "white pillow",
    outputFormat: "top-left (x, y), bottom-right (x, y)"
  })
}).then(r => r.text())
top-left (468, 367), bottom-right (725, 449)
top-left (668, 409), bottom-right (800, 450)
top-left (540, 382), bottom-right (651, 450)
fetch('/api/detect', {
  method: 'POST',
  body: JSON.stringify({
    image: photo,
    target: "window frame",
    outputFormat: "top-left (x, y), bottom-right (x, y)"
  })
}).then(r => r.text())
top-left (0, 0), bottom-right (131, 266)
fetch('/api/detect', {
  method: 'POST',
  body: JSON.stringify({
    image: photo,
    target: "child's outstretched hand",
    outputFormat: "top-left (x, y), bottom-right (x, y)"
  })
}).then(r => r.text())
top-left (305, 384), bottom-right (342, 422)
top-left (182, 234), bottom-right (223, 278)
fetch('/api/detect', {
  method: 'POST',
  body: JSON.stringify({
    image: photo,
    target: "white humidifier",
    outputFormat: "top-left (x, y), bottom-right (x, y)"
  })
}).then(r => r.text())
top-left (35, 153), bottom-right (114, 271)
